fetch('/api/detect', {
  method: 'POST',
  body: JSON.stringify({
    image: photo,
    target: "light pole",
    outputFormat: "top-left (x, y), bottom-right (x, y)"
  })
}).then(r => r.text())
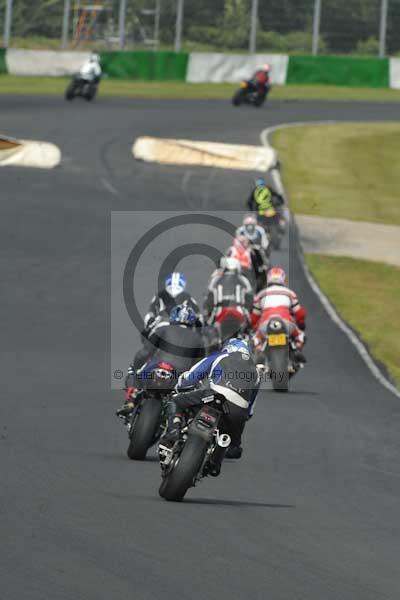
top-left (379, 0), bottom-right (388, 58)
top-left (312, 0), bottom-right (322, 56)
top-left (119, 0), bottom-right (127, 50)
top-left (3, 0), bottom-right (13, 48)
top-left (61, 0), bottom-right (71, 49)
top-left (249, 0), bottom-right (259, 53)
top-left (154, 0), bottom-right (161, 49)
top-left (174, 0), bottom-right (184, 53)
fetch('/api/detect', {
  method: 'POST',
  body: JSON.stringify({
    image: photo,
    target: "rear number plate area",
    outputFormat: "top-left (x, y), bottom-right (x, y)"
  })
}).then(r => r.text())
top-left (268, 333), bottom-right (286, 346)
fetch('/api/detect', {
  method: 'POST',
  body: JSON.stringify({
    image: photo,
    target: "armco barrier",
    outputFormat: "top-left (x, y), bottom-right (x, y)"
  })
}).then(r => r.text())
top-left (186, 53), bottom-right (288, 85)
top-left (6, 49), bottom-right (90, 76)
top-left (389, 58), bottom-right (400, 89)
top-left (1, 49), bottom-right (399, 90)
top-left (99, 51), bottom-right (188, 80)
top-left (0, 48), bottom-right (7, 74)
top-left (287, 55), bottom-right (389, 88)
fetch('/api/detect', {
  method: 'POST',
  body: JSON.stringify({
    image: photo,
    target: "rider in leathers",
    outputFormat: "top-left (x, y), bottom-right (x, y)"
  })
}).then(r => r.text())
top-left (252, 267), bottom-right (307, 364)
top-left (250, 63), bottom-right (272, 101)
top-left (204, 257), bottom-right (253, 335)
top-left (247, 178), bottom-right (285, 224)
top-left (143, 272), bottom-right (201, 332)
top-left (133, 272), bottom-right (202, 384)
top-left (117, 305), bottom-right (205, 418)
top-left (160, 339), bottom-right (260, 465)
top-left (236, 213), bottom-right (270, 281)
top-left (79, 53), bottom-right (102, 83)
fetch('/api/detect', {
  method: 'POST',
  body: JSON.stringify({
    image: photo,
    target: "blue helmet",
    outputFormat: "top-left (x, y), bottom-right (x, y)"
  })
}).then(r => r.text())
top-left (170, 304), bottom-right (196, 326)
top-left (223, 338), bottom-right (250, 355)
top-left (165, 272), bottom-right (186, 298)
top-left (255, 177), bottom-right (266, 187)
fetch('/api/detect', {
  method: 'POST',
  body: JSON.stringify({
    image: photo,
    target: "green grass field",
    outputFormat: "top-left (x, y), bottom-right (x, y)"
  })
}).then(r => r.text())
top-left (1, 74), bottom-right (400, 102)
top-left (273, 122), bottom-right (400, 226)
top-left (274, 122), bottom-right (400, 388)
top-left (306, 255), bottom-right (400, 386)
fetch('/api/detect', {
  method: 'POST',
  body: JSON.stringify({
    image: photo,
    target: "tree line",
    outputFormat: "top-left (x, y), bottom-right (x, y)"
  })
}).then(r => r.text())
top-left (1, 0), bottom-right (399, 55)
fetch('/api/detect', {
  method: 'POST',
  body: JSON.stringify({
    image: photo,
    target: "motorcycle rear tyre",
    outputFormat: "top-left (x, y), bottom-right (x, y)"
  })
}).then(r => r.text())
top-left (159, 434), bottom-right (208, 502)
top-left (65, 81), bottom-right (76, 101)
top-left (269, 223), bottom-right (281, 250)
top-left (127, 397), bottom-right (161, 461)
top-left (232, 89), bottom-right (245, 106)
top-left (269, 347), bottom-right (289, 392)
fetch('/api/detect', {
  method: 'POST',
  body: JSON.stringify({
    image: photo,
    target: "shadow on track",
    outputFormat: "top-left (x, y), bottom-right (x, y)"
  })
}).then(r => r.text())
top-left (183, 498), bottom-right (294, 508)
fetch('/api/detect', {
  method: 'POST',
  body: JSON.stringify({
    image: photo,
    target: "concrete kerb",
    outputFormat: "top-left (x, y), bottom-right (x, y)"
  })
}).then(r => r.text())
top-left (0, 134), bottom-right (61, 169)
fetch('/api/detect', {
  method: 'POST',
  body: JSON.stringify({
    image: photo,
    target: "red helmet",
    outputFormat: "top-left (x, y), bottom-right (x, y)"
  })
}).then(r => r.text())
top-left (267, 267), bottom-right (286, 286)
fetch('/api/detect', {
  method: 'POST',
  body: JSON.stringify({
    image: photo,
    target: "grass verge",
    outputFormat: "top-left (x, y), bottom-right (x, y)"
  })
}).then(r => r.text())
top-left (306, 255), bottom-right (400, 387)
top-left (273, 122), bottom-right (400, 226)
top-left (1, 75), bottom-right (400, 102)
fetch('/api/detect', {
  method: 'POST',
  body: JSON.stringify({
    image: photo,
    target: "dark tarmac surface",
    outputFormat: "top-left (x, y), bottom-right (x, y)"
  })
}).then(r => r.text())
top-left (1, 96), bottom-right (400, 600)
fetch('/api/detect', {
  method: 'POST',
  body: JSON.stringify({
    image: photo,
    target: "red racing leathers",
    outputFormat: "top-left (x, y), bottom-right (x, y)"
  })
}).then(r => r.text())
top-left (252, 69), bottom-right (271, 95)
top-left (251, 284), bottom-right (306, 351)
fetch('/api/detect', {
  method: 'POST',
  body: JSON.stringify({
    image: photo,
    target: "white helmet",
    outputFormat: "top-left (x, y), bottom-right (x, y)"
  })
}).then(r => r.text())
top-left (242, 214), bottom-right (258, 241)
top-left (90, 53), bottom-right (100, 63)
top-left (262, 63), bottom-right (270, 72)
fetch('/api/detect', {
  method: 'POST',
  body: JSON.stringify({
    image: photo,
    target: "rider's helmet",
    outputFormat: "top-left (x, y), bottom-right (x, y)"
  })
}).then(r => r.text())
top-left (233, 234), bottom-right (250, 251)
top-left (254, 177), bottom-right (266, 188)
top-left (90, 52), bottom-right (101, 63)
top-left (261, 63), bottom-right (270, 73)
top-left (223, 337), bottom-right (250, 356)
top-left (243, 214), bottom-right (258, 238)
top-left (267, 267), bottom-right (287, 287)
top-left (223, 257), bottom-right (241, 273)
top-left (165, 272), bottom-right (186, 297)
top-left (169, 304), bottom-right (196, 326)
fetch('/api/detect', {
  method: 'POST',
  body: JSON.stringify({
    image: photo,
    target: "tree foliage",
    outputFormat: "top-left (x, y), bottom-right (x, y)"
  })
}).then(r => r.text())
top-left (1, 0), bottom-right (400, 55)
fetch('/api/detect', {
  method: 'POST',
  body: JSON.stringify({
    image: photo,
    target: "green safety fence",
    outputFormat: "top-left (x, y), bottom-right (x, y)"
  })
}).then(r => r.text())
top-left (0, 49), bottom-right (7, 74)
top-left (99, 51), bottom-right (189, 80)
top-left (287, 55), bottom-right (389, 88)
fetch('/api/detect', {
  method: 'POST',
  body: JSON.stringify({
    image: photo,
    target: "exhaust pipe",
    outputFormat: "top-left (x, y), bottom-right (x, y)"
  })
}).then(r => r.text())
top-left (208, 434), bottom-right (232, 477)
top-left (217, 433), bottom-right (231, 448)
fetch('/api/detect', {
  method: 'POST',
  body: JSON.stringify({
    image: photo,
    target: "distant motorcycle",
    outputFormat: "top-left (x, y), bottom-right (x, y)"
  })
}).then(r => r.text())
top-left (158, 397), bottom-right (231, 502)
top-left (232, 80), bottom-right (269, 107)
top-left (65, 74), bottom-right (98, 102)
top-left (258, 316), bottom-right (304, 392)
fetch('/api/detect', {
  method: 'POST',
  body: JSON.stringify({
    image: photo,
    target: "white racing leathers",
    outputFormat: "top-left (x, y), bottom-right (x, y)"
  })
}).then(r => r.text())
top-left (79, 61), bottom-right (102, 81)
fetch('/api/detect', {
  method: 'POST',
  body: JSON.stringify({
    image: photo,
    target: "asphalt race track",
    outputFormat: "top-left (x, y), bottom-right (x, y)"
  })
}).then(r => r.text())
top-left (1, 96), bottom-right (400, 600)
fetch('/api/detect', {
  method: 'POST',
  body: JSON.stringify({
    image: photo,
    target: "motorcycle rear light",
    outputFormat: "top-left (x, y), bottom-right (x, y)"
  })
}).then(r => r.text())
top-left (158, 362), bottom-right (174, 371)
